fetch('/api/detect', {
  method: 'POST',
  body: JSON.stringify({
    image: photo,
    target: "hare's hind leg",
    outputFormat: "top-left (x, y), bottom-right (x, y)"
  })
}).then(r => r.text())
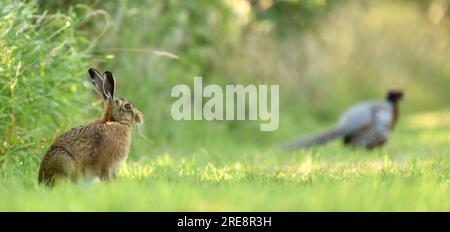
top-left (38, 147), bottom-right (79, 186)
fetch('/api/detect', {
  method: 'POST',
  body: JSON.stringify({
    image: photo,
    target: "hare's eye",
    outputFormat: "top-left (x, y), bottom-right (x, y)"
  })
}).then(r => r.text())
top-left (124, 103), bottom-right (132, 110)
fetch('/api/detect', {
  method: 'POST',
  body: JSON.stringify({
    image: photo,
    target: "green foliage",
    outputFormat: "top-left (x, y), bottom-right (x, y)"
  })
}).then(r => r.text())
top-left (254, 0), bottom-right (345, 36)
top-left (0, 1), bottom-right (93, 164)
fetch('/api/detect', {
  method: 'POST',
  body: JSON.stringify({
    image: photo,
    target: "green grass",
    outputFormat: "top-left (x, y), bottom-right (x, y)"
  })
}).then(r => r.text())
top-left (0, 113), bottom-right (448, 211)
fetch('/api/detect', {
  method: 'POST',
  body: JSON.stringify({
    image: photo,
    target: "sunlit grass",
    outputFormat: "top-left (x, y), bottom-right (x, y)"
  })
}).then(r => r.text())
top-left (407, 110), bottom-right (450, 129)
top-left (0, 112), bottom-right (448, 211)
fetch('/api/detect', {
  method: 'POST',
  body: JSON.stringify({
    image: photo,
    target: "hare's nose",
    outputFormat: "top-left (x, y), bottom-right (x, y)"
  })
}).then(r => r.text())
top-left (134, 112), bottom-right (142, 123)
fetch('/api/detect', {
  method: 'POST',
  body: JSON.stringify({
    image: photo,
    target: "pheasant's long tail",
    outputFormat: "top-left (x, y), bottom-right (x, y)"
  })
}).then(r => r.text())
top-left (281, 127), bottom-right (345, 150)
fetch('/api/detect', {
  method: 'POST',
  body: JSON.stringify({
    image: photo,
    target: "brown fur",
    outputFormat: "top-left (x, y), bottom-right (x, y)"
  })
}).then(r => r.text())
top-left (38, 68), bottom-right (143, 186)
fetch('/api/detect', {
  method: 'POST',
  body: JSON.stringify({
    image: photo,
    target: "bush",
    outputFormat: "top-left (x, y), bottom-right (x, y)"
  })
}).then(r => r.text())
top-left (0, 1), bottom-right (94, 166)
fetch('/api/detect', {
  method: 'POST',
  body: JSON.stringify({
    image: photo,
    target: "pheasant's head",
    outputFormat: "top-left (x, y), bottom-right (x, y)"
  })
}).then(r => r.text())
top-left (386, 90), bottom-right (404, 105)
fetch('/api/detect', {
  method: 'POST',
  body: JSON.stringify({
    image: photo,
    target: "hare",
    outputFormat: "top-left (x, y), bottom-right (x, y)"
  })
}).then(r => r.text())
top-left (38, 68), bottom-right (143, 186)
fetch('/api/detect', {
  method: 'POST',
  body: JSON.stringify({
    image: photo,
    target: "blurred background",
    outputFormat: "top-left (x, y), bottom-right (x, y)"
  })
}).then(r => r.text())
top-left (1, 0), bottom-right (450, 164)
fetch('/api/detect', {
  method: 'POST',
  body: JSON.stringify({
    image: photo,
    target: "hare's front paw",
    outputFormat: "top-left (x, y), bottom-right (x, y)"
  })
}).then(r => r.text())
top-left (80, 175), bottom-right (100, 186)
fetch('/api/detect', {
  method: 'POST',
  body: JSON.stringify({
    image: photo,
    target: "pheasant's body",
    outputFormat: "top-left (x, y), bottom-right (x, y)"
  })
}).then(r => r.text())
top-left (338, 100), bottom-right (395, 149)
top-left (283, 90), bottom-right (403, 150)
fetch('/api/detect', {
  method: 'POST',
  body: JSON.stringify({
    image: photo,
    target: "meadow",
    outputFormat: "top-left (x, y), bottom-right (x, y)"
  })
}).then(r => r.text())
top-left (0, 111), bottom-right (448, 211)
top-left (0, 1), bottom-right (449, 211)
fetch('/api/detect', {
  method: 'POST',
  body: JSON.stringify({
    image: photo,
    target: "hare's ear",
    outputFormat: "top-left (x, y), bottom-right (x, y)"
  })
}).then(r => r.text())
top-left (103, 71), bottom-right (116, 100)
top-left (88, 68), bottom-right (107, 99)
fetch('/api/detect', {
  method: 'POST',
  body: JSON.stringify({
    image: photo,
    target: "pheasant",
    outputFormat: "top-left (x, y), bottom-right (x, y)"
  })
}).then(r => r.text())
top-left (283, 90), bottom-right (404, 150)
